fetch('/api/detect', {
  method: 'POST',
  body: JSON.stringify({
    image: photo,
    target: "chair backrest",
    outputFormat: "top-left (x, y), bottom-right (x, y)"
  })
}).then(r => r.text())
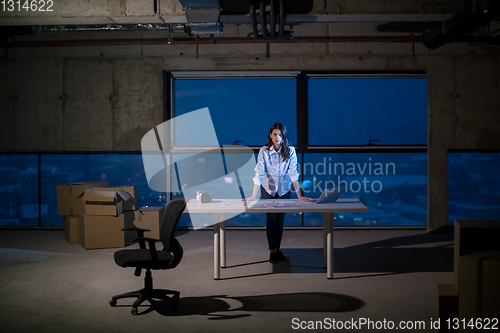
top-left (159, 198), bottom-right (186, 252)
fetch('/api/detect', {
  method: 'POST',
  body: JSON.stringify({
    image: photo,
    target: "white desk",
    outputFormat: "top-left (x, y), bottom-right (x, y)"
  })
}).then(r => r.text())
top-left (185, 198), bottom-right (368, 279)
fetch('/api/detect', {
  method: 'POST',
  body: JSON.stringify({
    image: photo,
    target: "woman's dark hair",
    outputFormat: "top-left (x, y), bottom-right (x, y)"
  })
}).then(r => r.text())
top-left (266, 123), bottom-right (290, 161)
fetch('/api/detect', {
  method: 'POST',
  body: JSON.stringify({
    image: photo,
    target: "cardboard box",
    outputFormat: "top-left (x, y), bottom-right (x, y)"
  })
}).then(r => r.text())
top-left (92, 185), bottom-right (137, 211)
top-left (79, 215), bottom-right (125, 250)
top-left (63, 216), bottom-right (79, 244)
top-left (437, 284), bottom-right (458, 332)
top-left (123, 207), bottom-right (165, 242)
top-left (458, 251), bottom-right (500, 330)
top-left (56, 182), bottom-right (108, 215)
top-left (123, 211), bottom-right (137, 242)
top-left (481, 257), bottom-right (500, 319)
top-left (134, 207), bottom-right (165, 239)
top-left (81, 188), bottom-right (131, 216)
top-left (454, 220), bottom-right (500, 289)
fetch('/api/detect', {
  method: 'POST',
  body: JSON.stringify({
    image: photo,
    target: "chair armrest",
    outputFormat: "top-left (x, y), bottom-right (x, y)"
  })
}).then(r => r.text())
top-left (132, 237), bottom-right (161, 243)
top-left (122, 227), bottom-right (151, 249)
top-left (132, 237), bottom-right (161, 267)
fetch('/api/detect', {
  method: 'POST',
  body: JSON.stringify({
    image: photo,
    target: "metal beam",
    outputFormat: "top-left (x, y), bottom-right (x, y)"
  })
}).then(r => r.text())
top-left (220, 14), bottom-right (455, 24)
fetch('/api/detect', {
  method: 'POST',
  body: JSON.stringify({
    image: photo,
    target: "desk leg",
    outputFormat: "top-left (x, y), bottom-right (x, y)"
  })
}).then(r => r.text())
top-left (325, 212), bottom-right (334, 279)
top-left (323, 213), bottom-right (328, 268)
top-left (220, 217), bottom-right (226, 268)
top-left (214, 214), bottom-right (221, 280)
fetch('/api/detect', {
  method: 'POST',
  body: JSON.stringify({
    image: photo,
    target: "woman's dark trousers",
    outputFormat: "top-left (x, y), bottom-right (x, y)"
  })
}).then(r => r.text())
top-left (261, 187), bottom-right (291, 250)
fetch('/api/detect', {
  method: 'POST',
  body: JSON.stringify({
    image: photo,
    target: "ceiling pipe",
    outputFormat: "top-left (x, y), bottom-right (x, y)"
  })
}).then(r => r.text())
top-left (5, 35), bottom-right (424, 48)
top-left (259, 0), bottom-right (267, 38)
top-left (6, 34), bottom-right (497, 51)
top-left (270, 0), bottom-right (276, 37)
top-left (423, 0), bottom-right (500, 49)
top-left (279, 0), bottom-right (284, 36)
top-left (250, 1), bottom-right (258, 39)
top-left (5, 33), bottom-right (497, 49)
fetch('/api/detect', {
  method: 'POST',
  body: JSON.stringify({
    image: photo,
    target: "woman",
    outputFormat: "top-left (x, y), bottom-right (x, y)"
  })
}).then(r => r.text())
top-left (243, 123), bottom-right (313, 264)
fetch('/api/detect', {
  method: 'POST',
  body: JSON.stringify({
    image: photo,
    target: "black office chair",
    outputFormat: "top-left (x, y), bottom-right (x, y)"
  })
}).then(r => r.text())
top-left (109, 198), bottom-right (186, 315)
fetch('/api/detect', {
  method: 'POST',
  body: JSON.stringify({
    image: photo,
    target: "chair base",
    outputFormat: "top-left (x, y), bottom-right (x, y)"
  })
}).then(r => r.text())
top-left (110, 288), bottom-right (180, 314)
top-left (110, 270), bottom-right (180, 315)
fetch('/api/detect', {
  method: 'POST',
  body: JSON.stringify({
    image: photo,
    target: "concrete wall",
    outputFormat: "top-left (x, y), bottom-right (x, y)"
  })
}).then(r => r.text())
top-left (0, 9), bottom-right (499, 230)
top-left (427, 54), bottom-right (500, 231)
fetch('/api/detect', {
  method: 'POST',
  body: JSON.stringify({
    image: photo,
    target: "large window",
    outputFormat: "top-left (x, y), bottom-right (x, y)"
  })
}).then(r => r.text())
top-left (2, 73), bottom-right (429, 229)
top-left (302, 152), bottom-right (427, 226)
top-left (0, 154), bottom-right (167, 227)
top-left (168, 72), bottom-right (428, 227)
top-left (174, 76), bottom-right (297, 146)
top-left (0, 155), bottom-right (39, 227)
top-left (308, 76), bottom-right (427, 146)
top-left (171, 72), bottom-right (300, 227)
top-left (448, 151), bottom-right (500, 224)
top-left (41, 154), bottom-right (165, 227)
top-left (303, 75), bottom-right (428, 227)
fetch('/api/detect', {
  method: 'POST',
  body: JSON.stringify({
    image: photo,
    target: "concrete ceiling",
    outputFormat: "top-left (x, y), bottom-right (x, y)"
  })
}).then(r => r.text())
top-left (1, 0), bottom-right (498, 50)
top-left (0, 0), bottom-right (462, 27)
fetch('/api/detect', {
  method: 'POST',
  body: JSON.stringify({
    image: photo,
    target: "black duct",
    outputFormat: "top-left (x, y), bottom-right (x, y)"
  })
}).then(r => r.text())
top-left (423, 0), bottom-right (500, 49)
top-left (248, 0), bottom-right (291, 39)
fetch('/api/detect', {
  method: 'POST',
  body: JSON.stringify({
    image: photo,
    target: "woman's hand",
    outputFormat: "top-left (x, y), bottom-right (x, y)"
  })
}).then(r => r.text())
top-left (297, 195), bottom-right (315, 201)
top-left (241, 184), bottom-right (260, 202)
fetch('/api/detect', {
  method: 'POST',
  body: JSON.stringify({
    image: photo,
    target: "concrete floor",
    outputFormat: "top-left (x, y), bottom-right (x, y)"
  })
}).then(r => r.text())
top-left (0, 229), bottom-right (454, 333)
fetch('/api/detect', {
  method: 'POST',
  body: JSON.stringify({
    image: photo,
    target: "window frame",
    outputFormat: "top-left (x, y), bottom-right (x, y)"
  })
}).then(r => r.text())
top-left (305, 72), bottom-right (428, 150)
top-left (167, 70), bottom-right (301, 150)
top-left (165, 70), bottom-right (428, 228)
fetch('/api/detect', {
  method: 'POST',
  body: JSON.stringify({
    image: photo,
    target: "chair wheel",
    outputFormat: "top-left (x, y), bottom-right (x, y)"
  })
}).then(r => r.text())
top-left (131, 307), bottom-right (138, 315)
top-left (109, 299), bottom-right (117, 307)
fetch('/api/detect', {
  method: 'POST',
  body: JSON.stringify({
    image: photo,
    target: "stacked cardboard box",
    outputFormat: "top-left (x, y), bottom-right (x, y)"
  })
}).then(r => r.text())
top-left (59, 183), bottom-right (165, 249)
top-left (78, 188), bottom-right (132, 249)
top-left (91, 186), bottom-right (148, 243)
top-left (63, 216), bottom-right (80, 244)
top-left (436, 220), bottom-right (500, 333)
top-left (436, 283), bottom-right (459, 332)
top-left (57, 182), bottom-right (109, 216)
top-left (123, 206), bottom-right (165, 242)
top-left (58, 183), bottom-right (138, 249)
top-left (453, 220), bottom-right (500, 288)
top-left (58, 182), bottom-right (108, 244)
top-left (458, 251), bottom-right (500, 332)
top-left (91, 186), bottom-right (138, 212)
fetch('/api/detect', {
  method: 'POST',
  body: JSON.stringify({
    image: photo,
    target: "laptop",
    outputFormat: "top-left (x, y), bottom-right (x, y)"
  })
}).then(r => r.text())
top-left (313, 187), bottom-right (343, 204)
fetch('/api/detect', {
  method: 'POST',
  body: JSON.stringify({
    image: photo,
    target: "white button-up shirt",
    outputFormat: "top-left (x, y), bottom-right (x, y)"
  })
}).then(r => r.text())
top-left (253, 145), bottom-right (300, 197)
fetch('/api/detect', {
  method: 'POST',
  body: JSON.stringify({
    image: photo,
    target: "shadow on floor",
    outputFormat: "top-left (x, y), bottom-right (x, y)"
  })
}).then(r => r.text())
top-left (217, 231), bottom-right (454, 279)
top-left (286, 231), bottom-right (454, 274)
top-left (114, 291), bottom-right (365, 318)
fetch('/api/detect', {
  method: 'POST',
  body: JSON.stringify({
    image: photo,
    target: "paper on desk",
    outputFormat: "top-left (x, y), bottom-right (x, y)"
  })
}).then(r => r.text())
top-left (223, 200), bottom-right (240, 205)
top-left (222, 200), bottom-right (270, 208)
top-left (274, 200), bottom-right (300, 207)
top-left (223, 199), bottom-right (259, 205)
top-left (275, 200), bottom-right (296, 204)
